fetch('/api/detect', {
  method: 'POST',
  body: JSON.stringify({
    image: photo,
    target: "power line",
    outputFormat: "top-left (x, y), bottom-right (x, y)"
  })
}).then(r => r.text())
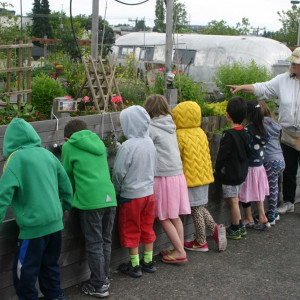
top-left (114, 0), bottom-right (149, 5)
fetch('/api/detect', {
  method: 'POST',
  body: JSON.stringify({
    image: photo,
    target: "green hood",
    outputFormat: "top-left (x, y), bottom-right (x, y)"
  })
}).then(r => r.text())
top-left (68, 130), bottom-right (105, 156)
top-left (3, 118), bottom-right (41, 158)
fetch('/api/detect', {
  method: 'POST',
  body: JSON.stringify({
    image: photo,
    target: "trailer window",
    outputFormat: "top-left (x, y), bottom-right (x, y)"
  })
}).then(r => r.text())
top-left (173, 49), bottom-right (196, 65)
top-left (118, 47), bottom-right (134, 57)
top-left (140, 47), bottom-right (154, 61)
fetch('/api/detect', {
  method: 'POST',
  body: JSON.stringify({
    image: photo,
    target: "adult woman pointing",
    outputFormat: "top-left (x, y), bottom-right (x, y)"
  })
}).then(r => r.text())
top-left (227, 47), bottom-right (300, 214)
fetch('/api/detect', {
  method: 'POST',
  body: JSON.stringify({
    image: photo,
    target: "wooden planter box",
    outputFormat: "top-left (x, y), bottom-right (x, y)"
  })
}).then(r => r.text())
top-left (0, 113), bottom-right (229, 299)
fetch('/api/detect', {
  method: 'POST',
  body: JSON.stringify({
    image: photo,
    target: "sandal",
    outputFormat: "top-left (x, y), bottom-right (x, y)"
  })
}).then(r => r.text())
top-left (160, 249), bottom-right (173, 256)
top-left (161, 254), bottom-right (187, 264)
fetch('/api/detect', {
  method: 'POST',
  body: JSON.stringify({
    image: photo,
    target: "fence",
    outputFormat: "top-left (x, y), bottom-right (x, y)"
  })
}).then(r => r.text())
top-left (0, 41), bottom-right (32, 107)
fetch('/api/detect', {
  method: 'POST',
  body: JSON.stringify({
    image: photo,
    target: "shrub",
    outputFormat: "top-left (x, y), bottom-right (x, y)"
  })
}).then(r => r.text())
top-left (31, 74), bottom-right (65, 115)
top-left (206, 100), bottom-right (228, 116)
top-left (148, 71), bottom-right (213, 116)
top-left (117, 78), bottom-right (147, 106)
top-left (31, 63), bottom-right (55, 78)
top-left (63, 62), bottom-right (85, 98)
top-left (213, 60), bottom-right (273, 100)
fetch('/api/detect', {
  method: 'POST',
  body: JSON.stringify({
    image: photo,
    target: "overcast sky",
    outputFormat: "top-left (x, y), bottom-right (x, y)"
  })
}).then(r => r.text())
top-left (6, 0), bottom-right (294, 32)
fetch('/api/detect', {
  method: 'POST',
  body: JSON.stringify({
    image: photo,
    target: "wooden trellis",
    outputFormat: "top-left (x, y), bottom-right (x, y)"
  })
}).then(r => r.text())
top-left (0, 41), bottom-right (32, 107)
top-left (75, 55), bottom-right (121, 112)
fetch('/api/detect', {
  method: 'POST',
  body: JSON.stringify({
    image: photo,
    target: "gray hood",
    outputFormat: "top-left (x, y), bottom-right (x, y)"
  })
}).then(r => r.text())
top-left (120, 105), bottom-right (150, 139)
top-left (150, 114), bottom-right (176, 134)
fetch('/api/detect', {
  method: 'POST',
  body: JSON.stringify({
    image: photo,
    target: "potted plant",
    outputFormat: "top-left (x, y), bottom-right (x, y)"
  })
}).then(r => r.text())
top-left (55, 64), bottom-right (64, 74)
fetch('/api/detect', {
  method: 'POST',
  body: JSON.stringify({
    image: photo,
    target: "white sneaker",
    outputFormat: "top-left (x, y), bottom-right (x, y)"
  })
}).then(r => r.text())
top-left (277, 202), bottom-right (294, 214)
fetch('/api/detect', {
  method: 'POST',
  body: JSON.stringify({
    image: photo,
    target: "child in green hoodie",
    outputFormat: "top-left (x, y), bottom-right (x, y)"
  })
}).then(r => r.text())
top-left (62, 118), bottom-right (117, 298)
top-left (0, 118), bottom-right (73, 300)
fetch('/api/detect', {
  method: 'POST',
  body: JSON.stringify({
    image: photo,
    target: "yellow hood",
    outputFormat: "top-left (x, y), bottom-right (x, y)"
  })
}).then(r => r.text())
top-left (172, 101), bottom-right (202, 129)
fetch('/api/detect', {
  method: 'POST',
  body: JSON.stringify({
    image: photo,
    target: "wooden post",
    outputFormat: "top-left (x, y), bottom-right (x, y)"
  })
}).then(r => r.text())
top-left (91, 0), bottom-right (99, 61)
top-left (164, 0), bottom-right (177, 105)
top-left (165, 0), bottom-right (173, 76)
top-left (6, 42), bottom-right (12, 101)
top-left (27, 40), bottom-right (32, 104)
top-left (44, 35), bottom-right (47, 59)
top-left (17, 40), bottom-right (23, 108)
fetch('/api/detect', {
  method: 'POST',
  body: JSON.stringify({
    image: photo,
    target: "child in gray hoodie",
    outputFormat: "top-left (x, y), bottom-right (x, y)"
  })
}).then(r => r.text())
top-left (112, 105), bottom-right (157, 278)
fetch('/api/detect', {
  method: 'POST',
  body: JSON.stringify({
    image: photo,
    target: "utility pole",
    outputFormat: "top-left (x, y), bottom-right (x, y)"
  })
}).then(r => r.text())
top-left (164, 0), bottom-right (177, 105)
top-left (165, 0), bottom-right (173, 75)
top-left (128, 18), bottom-right (138, 31)
top-left (250, 26), bottom-right (266, 36)
top-left (91, 0), bottom-right (99, 61)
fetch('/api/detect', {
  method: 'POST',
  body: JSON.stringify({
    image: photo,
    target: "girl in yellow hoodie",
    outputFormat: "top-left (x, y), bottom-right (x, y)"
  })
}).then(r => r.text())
top-left (173, 101), bottom-right (227, 252)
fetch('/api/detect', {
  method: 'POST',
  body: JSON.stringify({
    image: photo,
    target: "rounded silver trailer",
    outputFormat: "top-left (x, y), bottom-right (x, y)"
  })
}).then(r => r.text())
top-left (112, 32), bottom-right (291, 92)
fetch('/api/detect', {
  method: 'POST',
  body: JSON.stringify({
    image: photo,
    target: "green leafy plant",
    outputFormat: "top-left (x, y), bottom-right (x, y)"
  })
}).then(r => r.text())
top-left (117, 78), bottom-right (147, 106)
top-left (214, 122), bottom-right (231, 134)
top-left (63, 61), bottom-right (86, 98)
top-left (206, 100), bottom-right (228, 116)
top-left (102, 131), bottom-right (118, 157)
top-left (213, 60), bottom-right (273, 100)
top-left (121, 53), bottom-right (139, 80)
top-left (147, 71), bottom-right (213, 116)
top-left (0, 96), bottom-right (48, 125)
top-left (31, 74), bottom-right (65, 115)
top-left (31, 63), bottom-right (55, 78)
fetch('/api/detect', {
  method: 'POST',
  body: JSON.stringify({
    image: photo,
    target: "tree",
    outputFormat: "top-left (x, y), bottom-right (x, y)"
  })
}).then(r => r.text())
top-left (153, 0), bottom-right (165, 32)
top-left (0, 2), bottom-right (22, 44)
top-left (202, 20), bottom-right (240, 35)
top-left (135, 19), bottom-right (150, 31)
top-left (274, 4), bottom-right (300, 46)
top-left (97, 16), bottom-right (115, 57)
top-left (263, 30), bottom-right (276, 39)
top-left (202, 18), bottom-right (250, 36)
top-left (31, 0), bottom-right (53, 45)
top-left (54, 14), bottom-right (115, 61)
top-left (153, 0), bottom-right (189, 33)
top-left (173, 0), bottom-right (189, 33)
top-left (40, 0), bottom-right (52, 38)
top-left (31, 0), bottom-right (42, 39)
top-left (49, 12), bottom-right (85, 39)
top-left (235, 18), bottom-right (250, 35)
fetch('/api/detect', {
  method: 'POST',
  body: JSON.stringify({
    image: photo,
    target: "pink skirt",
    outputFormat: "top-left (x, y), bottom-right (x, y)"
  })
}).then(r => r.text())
top-left (154, 174), bottom-right (191, 220)
top-left (239, 165), bottom-right (269, 203)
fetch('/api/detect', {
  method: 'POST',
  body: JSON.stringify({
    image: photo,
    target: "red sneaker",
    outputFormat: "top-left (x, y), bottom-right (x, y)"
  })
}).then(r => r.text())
top-left (184, 240), bottom-right (209, 252)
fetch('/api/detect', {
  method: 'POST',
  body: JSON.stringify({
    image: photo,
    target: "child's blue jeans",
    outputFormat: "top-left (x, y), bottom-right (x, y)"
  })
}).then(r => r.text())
top-left (78, 206), bottom-right (116, 288)
top-left (13, 230), bottom-right (63, 300)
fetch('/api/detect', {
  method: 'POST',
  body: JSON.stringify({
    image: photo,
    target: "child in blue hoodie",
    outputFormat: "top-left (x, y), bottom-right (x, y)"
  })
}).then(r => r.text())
top-left (0, 118), bottom-right (73, 300)
top-left (112, 106), bottom-right (157, 278)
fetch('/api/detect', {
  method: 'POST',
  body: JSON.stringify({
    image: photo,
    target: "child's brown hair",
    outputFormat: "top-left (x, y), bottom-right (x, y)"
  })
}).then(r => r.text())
top-left (144, 94), bottom-right (172, 118)
top-left (259, 100), bottom-right (273, 118)
top-left (64, 119), bottom-right (88, 138)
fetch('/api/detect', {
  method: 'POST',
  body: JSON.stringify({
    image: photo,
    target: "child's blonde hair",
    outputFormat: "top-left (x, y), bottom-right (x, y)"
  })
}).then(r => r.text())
top-left (144, 94), bottom-right (172, 118)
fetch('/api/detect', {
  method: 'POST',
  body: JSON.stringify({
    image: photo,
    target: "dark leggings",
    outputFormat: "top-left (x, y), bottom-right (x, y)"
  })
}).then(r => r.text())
top-left (281, 143), bottom-right (300, 204)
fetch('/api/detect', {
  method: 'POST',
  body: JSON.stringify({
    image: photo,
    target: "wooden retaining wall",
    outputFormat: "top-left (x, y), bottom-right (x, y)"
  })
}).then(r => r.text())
top-left (0, 114), bottom-right (231, 299)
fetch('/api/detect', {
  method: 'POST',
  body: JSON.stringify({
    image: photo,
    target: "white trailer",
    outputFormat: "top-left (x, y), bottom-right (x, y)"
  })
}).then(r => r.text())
top-left (112, 32), bottom-right (291, 92)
